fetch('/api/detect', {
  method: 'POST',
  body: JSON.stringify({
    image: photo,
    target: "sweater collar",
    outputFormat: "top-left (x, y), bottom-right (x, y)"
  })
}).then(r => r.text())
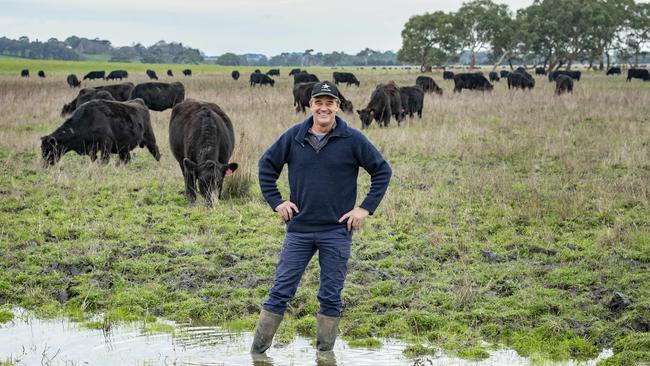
top-left (295, 115), bottom-right (351, 143)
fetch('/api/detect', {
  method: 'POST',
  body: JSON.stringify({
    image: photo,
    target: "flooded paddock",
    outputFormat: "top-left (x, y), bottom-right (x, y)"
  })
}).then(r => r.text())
top-left (0, 311), bottom-right (612, 366)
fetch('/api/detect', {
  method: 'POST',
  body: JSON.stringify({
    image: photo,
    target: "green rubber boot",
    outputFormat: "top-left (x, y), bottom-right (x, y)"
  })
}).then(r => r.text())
top-left (316, 313), bottom-right (340, 352)
top-left (251, 309), bottom-right (283, 354)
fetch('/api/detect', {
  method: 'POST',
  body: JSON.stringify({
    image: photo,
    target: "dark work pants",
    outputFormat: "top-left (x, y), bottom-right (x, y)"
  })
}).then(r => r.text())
top-left (263, 227), bottom-right (352, 317)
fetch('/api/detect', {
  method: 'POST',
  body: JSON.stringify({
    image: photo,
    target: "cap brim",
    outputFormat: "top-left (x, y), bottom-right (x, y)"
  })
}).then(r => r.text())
top-left (311, 92), bottom-right (339, 99)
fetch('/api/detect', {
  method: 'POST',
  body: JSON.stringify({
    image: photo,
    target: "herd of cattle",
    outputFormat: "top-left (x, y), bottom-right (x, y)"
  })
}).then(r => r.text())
top-left (29, 63), bottom-right (649, 204)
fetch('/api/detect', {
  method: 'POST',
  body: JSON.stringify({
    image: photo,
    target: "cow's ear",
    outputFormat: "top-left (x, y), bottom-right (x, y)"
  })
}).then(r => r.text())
top-left (183, 158), bottom-right (198, 172)
top-left (225, 163), bottom-right (238, 177)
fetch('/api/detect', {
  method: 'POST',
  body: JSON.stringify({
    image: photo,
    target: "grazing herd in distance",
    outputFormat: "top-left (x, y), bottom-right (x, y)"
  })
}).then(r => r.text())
top-left (18, 63), bottom-right (649, 204)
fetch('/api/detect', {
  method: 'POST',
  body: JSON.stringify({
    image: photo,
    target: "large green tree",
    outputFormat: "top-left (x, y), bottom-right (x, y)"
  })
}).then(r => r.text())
top-left (397, 11), bottom-right (458, 71)
top-left (617, 1), bottom-right (650, 66)
top-left (216, 52), bottom-right (240, 66)
top-left (456, 0), bottom-right (511, 69)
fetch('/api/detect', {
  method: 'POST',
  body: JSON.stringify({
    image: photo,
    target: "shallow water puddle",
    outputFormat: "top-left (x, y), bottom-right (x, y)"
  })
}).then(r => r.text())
top-left (0, 312), bottom-right (612, 366)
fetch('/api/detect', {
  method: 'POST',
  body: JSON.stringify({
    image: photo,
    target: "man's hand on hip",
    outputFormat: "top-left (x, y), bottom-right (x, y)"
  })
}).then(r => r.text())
top-left (339, 207), bottom-right (369, 231)
top-left (275, 201), bottom-right (299, 221)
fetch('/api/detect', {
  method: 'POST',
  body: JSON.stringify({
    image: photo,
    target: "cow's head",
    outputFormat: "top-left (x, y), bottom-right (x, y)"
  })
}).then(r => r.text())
top-left (357, 109), bottom-right (374, 129)
top-left (40, 136), bottom-right (64, 167)
top-left (183, 158), bottom-right (238, 206)
top-left (434, 86), bottom-right (443, 96)
top-left (339, 99), bottom-right (353, 113)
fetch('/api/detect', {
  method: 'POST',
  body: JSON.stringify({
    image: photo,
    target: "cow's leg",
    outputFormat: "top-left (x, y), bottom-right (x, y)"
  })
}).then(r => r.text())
top-left (182, 165), bottom-right (197, 204)
top-left (118, 149), bottom-right (131, 164)
top-left (99, 140), bottom-right (110, 164)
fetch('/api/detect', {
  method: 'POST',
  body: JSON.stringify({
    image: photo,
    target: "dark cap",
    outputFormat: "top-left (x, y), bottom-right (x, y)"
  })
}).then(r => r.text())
top-left (311, 81), bottom-right (339, 99)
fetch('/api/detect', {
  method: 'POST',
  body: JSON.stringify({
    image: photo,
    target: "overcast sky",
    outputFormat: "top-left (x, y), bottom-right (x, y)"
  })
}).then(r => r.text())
top-left (2, 0), bottom-right (535, 56)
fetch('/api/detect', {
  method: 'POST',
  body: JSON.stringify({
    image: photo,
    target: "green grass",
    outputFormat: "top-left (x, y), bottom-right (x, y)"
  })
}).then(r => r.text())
top-left (0, 59), bottom-right (649, 364)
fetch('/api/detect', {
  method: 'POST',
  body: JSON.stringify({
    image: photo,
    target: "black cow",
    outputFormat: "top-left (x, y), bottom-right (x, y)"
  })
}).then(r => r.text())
top-left (250, 73), bottom-right (275, 87)
top-left (500, 70), bottom-right (510, 78)
top-left (548, 70), bottom-right (581, 82)
top-left (231, 70), bottom-right (240, 80)
top-left (292, 82), bottom-right (353, 114)
top-left (356, 82), bottom-right (404, 129)
top-left (443, 71), bottom-right (454, 80)
top-left (146, 69), bottom-right (159, 80)
top-left (289, 68), bottom-right (302, 76)
top-left (83, 71), bottom-right (105, 80)
top-left (489, 71), bottom-right (500, 82)
top-left (182, 69), bottom-right (192, 76)
top-left (555, 74), bottom-right (573, 95)
top-left (294, 72), bottom-right (319, 84)
top-left (535, 67), bottom-right (546, 75)
top-left (169, 99), bottom-right (238, 206)
top-left (332, 72), bottom-right (360, 86)
top-left (415, 76), bottom-right (443, 95)
top-left (167, 69), bottom-right (174, 77)
top-left (21, 69), bottom-right (29, 77)
top-left (507, 72), bottom-right (535, 90)
top-left (266, 69), bottom-right (280, 76)
top-left (130, 82), bottom-right (185, 111)
top-left (399, 86), bottom-right (424, 119)
top-left (41, 99), bottom-right (160, 166)
top-left (606, 67), bottom-right (621, 76)
top-left (61, 82), bottom-right (135, 115)
top-left (66, 74), bottom-right (81, 88)
top-left (254, 69), bottom-right (261, 73)
top-left (38, 70), bottom-right (45, 78)
top-left (626, 68), bottom-right (650, 82)
top-left (106, 70), bottom-right (128, 80)
top-left (453, 73), bottom-right (494, 93)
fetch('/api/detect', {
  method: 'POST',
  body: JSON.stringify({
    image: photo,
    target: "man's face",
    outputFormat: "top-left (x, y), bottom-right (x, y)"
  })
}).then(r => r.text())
top-left (310, 96), bottom-right (339, 127)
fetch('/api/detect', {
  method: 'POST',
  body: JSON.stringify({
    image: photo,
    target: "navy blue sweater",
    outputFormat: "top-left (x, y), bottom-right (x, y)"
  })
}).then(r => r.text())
top-left (259, 116), bottom-right (392, 232)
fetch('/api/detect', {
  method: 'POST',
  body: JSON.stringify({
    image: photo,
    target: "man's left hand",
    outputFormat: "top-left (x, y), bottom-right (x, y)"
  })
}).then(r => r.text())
top-left (339, 207), bottom-right (370, 231)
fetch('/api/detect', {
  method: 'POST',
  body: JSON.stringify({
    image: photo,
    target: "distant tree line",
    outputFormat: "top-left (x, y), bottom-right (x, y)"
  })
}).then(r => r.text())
top-left (398, 0), bottom-right (650, 71)
top-left (212, 49), bottom-right (402, 67)
top-left (0, 36), bottom-right (203, 64)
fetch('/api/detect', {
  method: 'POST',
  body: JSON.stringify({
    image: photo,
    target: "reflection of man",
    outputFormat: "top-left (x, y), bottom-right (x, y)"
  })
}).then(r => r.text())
top-left (251, 81), bottom-right (392, 353)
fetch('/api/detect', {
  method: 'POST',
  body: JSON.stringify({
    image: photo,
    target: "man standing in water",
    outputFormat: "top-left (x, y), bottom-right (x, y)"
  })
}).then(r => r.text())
top-left (252, 81), bottom-right (392, 353)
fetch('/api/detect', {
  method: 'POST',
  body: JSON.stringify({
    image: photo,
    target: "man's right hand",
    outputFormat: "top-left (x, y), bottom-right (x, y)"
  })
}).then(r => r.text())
top-left (275, 201), bottom-right (299, 221)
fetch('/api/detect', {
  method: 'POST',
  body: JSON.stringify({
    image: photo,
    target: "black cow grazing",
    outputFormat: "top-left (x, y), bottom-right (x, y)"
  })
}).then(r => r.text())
top-left (356, 81), bottom-right (404, 129)
top-left (66, 74), bottom-right (81, 88)
top-left (249, 72), bottom-right (275, 87)
top-left (146, 69), bottom-right (159, 80)
top-left (415, 75), bottom-right (443, 95)
top-left (515, 67), bottom-right (527, 74)
top-left (535, 67), bottom-right (546, 75)
top-left (130, 81), bottom-right (185, 111)
top-left (254, 69), bottom-right (261, 73)
top-left (626, 68), bottom-right (650, 81)
top-left (292, 82), bottom-right (353, 114)
top-left (266, 69), bottom-right (280, 76)
top-left (62, 88), bottom-right (117, 114)
top-left (333, 72), bottom-right (360, 86)
top-left (21, 69), bottom-right (29, 77)
top-left (507, 72), bottom-right (535, 90)
top-left (182, 69), bottom-right (192, 76)
top-left (83, 71), bottom-right (105, 80)
top-left (61, 82), bottom-right (135, 115)
top-left (555, 74), bottom-right (574, 95)
top-left (453, 73), bottom-right (494, 93)
top-left (399, 86), bottom-right (424, 119)
top-left (443, 71), bottom-right (454, 80)
top-left (167, 69), bottom-right (174, 77)
top-left (231, 70), bottom-right (240, 80)
top-left (41, 98), bottom-right (160, 166)
top-left (548, 70), bottom-right (581, 82)
top-left (289, 68), bottom-right (302, 76)
top-left (169, 99), bottom-right (238, 206)
top-left (38, 70), bottom-right (45, 78)
top-left (293, 72), bottom-right (319, 84)
top-left (500, 70), bottom-right (510, 78)
top-left (106, 70), bottom-right (128, 80)
top-left (606, 67), bottom-right (621, 76)
top-left (489, 71), bottom-right (500, 82)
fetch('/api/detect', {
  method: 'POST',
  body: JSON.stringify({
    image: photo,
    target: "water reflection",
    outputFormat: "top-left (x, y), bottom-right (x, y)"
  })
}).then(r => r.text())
top-left (0, 310), bottom-right (612, 366)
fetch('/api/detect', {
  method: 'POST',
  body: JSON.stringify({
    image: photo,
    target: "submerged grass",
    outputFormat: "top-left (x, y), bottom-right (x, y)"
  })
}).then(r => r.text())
top-left (0, 60), bottom-right (649, 364)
